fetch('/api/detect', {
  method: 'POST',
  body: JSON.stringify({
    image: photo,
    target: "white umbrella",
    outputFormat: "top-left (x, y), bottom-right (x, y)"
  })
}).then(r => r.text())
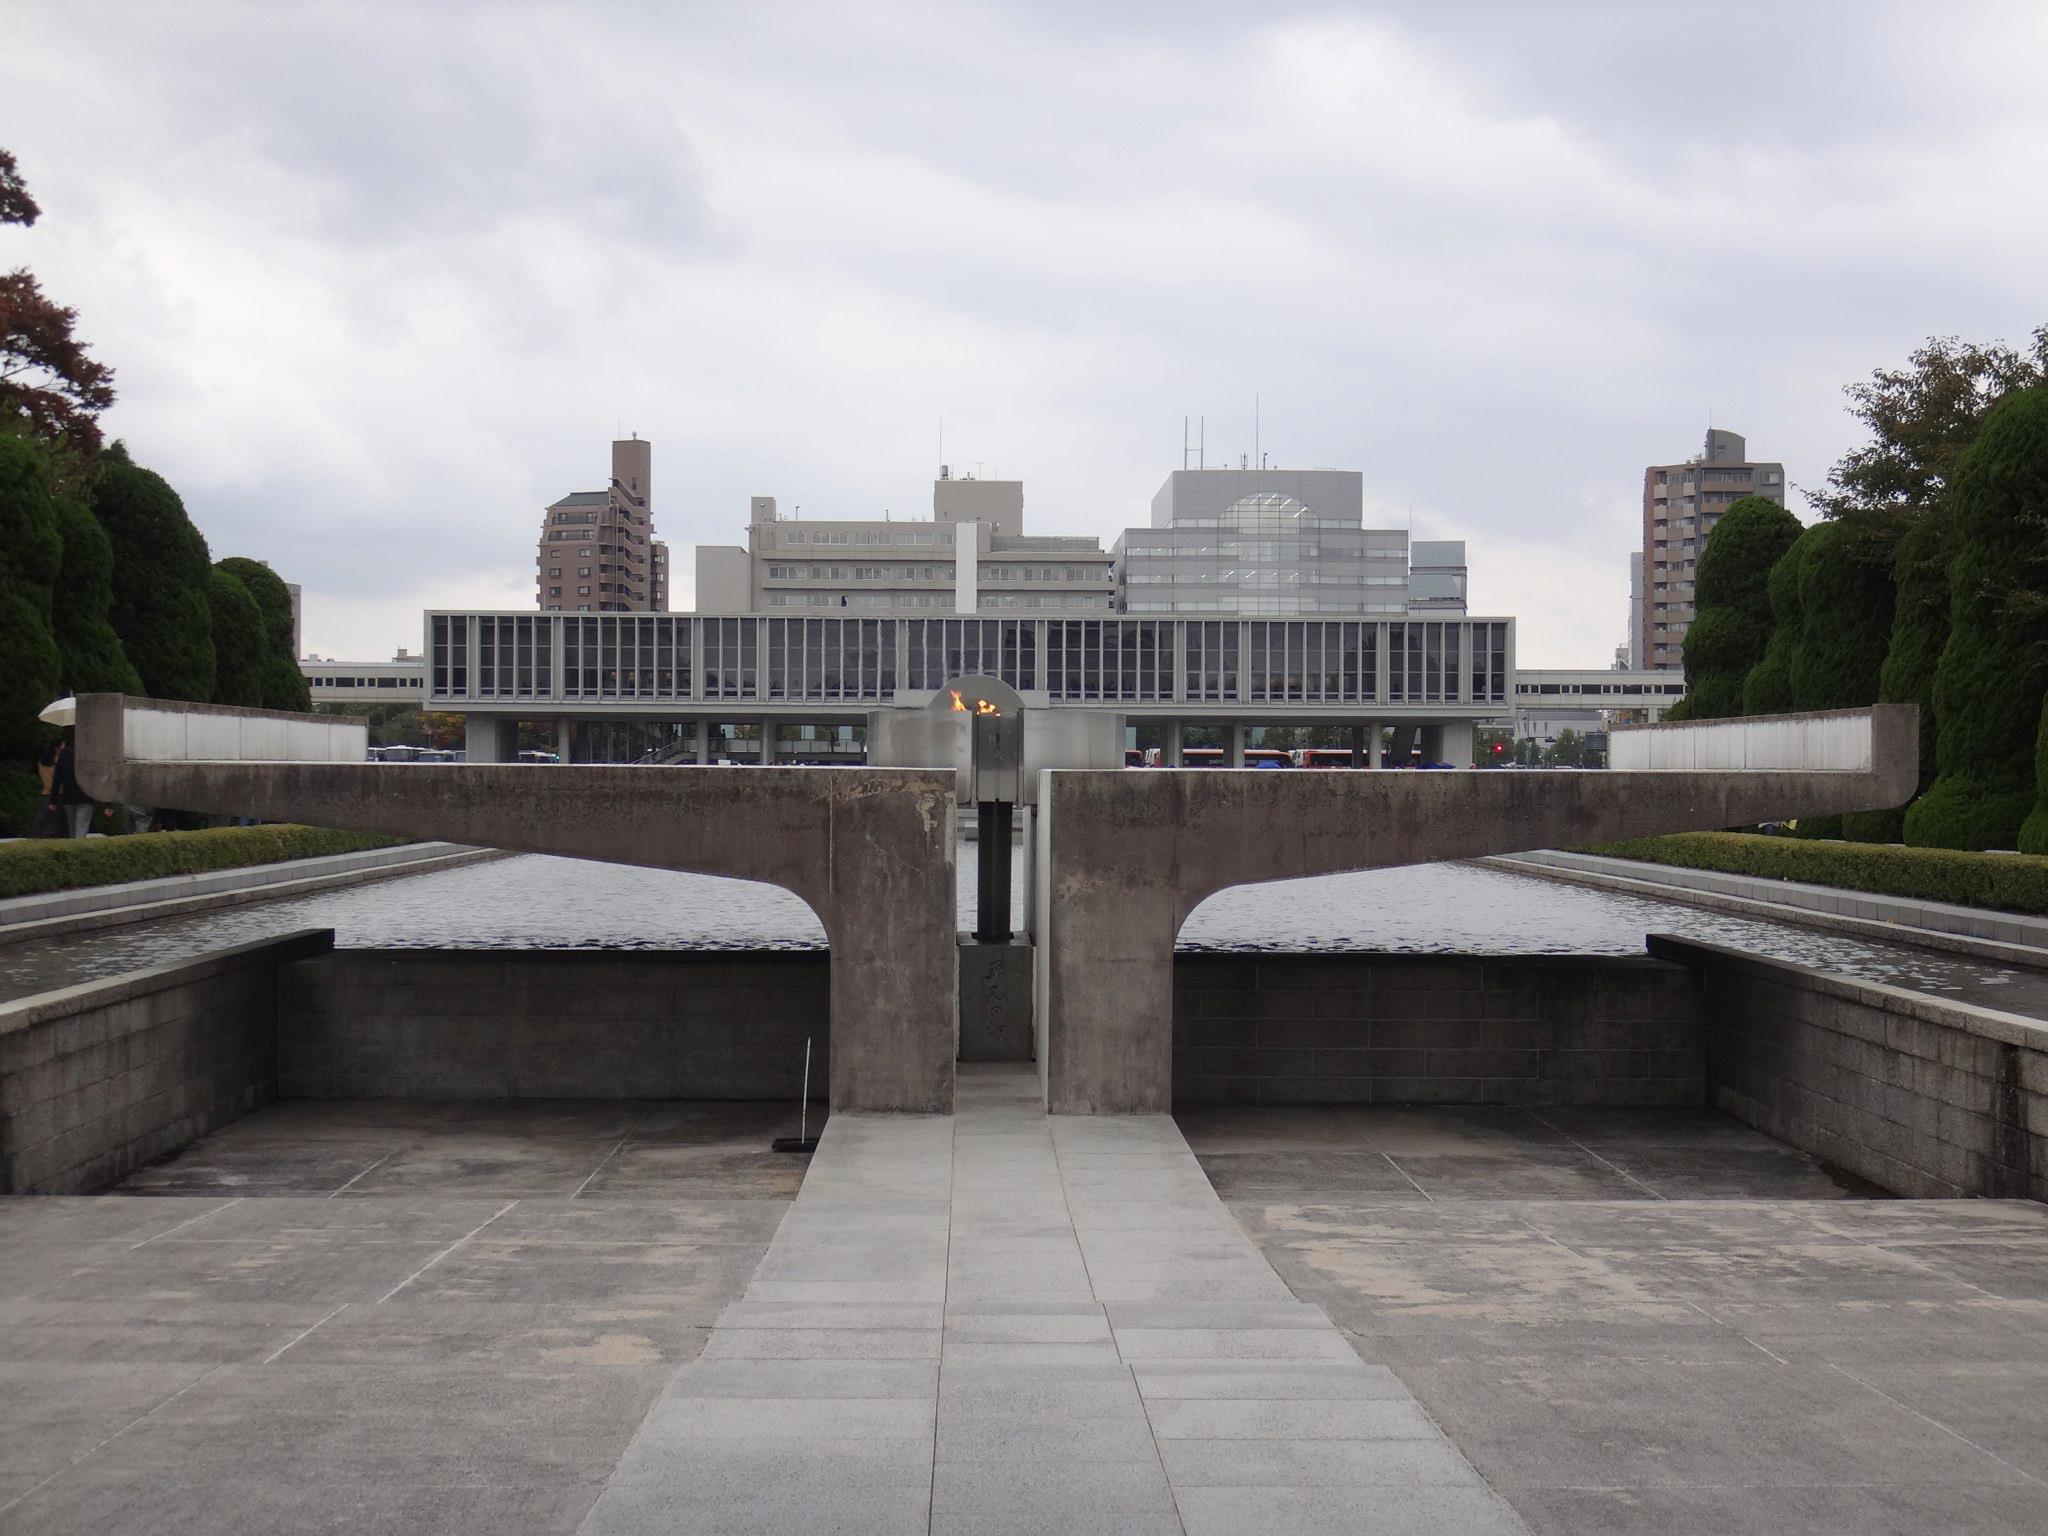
top-left (38, 696), bottom-right (76, 727)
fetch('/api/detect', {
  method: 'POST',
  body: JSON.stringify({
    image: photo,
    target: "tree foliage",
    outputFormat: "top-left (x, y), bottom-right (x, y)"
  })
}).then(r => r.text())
top-left (206, 566), bottom-right (268, 708)
top-left (50, 485), bottom-right (142, 695)
top-left (1740, 531), bottom-right (1811, 717)
top-left (1810, 328), bottom-right (2048, 525)
top-left (0, 149), bottom-right (115, 453)
top-left (1905, 388), bottom-right (2048, 850)
top-left (0, 428), bottom-right (64, 759)
top-left (1666, 496), bottom-right (1802, 721)
top-left (2021, 697), bottom-right (2048, 856)
top-left (91, 443), bottom-right (216, 702)
top-left (1788, 517), bottom-right (1896, 710)
top-left (216, 556), bottom-right (309, 710)
top-left (1843, 514), bottom-right (1950, 843)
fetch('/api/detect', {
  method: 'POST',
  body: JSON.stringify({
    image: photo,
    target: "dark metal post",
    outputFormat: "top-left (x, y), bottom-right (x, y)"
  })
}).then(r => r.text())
top-left (975, 800), bottom-right (1013, 942)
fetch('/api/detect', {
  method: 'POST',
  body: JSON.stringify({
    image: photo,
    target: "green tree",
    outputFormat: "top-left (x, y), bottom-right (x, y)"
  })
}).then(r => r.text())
top-left (0, 429), bottom-right (63, 762)
top-left (1544, 728), bottom-right (1586, 767)
top-left (216, 556), bottom-right (309, 710)
top-left (1, 148), bottom-right (117, 452)
top-left (1905, 388), bottom-right (2048, 850)
top-left (205, 565), bottom-right (267, 707)
top-left (49, 489), bottom-right (142, 695)
top-left (2021, 699), bottom-right (2048, 854)
top-left (1666, 496), bottom-right (1803, 721)
top-left (1811, 328), bottom-right (2048, 525)
top-left (91, 443), bottom-right (215, 701)
top-left (1843, 515), bottom-right (1953, 843)
top-left (1740, 531), bottom-right (1812, 716)
top-left (1788, 518), bottom-right (1896, 711)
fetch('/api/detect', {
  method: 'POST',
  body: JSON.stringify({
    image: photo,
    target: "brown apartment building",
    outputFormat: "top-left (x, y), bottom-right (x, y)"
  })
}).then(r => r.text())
top-left (1640, 428), bottom-right (1785, 669)
top-left (537, 437), bottom-right (669, 612)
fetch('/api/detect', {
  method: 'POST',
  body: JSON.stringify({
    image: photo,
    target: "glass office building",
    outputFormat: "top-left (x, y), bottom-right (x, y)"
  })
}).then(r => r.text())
top-left (1113, 469), bottom-right (1414, 616)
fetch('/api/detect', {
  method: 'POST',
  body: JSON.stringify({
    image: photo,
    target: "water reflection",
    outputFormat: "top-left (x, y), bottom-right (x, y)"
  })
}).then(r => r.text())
top-left (1, 853), bottom-right (2041, 1018)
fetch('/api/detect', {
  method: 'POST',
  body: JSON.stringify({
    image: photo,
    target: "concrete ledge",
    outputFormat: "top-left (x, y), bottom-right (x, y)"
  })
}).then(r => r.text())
top-left (1649, 934), bottom-right (2048, 1199)
top-left (1489, 850), bottom-right (2048, 971)
top-left (279, 949), bottom-right (831, 1101)
top-left (0, 929), bottom-right (334, 1194)
top-left (1173, 952), bottom-right (1705, 1107)
top-left (0, 843), bottom-right (501, 948)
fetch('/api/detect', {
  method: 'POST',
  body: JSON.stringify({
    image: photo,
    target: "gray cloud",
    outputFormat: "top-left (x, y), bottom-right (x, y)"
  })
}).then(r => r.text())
top-left (2, 0), bottom-right (2042, 664)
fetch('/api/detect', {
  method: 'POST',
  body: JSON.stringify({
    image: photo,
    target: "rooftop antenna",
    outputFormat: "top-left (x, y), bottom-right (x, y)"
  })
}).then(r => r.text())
top-left (1254, 394), bottom-right (1260, 472)
top-left (1199, 416), bottom-right (1205, 470)
top-left (1183, 415), bottom-right (1190, 471)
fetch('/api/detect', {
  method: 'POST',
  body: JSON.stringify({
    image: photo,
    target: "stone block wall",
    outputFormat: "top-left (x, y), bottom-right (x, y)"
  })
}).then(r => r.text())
top-left (1172, 953), bottom-right (1706, 1107)
top-left (1651, 935), bottom-right (2048, 1199)
top-left (278, 950), bottom-right (830, 1100)
top-left (0, 931), bottom-right (331, 1195)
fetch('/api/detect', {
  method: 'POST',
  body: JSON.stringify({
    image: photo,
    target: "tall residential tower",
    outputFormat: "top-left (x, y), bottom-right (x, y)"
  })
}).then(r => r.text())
top-left (1640, 429), bottom-right (1784, 669)
top-left (537, 438), bottom-right (667, 612)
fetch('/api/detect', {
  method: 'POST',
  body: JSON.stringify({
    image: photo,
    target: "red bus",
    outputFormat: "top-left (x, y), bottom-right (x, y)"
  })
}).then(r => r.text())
top-left (1292, 748), bottom-right (1358, 769)
top-left (1179, 748), bottom-right (1293, 768)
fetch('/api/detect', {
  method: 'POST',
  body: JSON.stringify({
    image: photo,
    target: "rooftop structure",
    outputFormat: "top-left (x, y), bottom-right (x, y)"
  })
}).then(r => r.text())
top-left (694, 469), bottom-right (1115, 616)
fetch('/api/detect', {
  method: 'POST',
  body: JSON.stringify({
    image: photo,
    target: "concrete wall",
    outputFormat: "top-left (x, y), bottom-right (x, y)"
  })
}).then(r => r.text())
top-left (1653, 936), bottom-right (2047, 1199)
top-left (1173, 954), bottom-right (1704, 1107)
top-left (77, 694), bottom-right (957, 1114)
top-left (0, 931), bottom-right (332, 1195)
top-left (1610, 706), bottom-right (1874, 771)
top-left (1037, 703), bottom-right (1919, 1113)
top-left (278, 950), bottom-right (830, 1101)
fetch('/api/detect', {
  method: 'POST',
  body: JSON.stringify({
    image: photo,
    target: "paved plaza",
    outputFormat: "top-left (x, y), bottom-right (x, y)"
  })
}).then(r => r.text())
top-left (1184, 1103), bottom-right (2048, 1534)
top-left (2, 1075), bottom-right (2046, 1532)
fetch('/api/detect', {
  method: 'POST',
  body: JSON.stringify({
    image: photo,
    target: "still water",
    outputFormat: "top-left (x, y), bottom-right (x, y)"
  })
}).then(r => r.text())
top-left (4, 853), bottom-right (2043, 1016)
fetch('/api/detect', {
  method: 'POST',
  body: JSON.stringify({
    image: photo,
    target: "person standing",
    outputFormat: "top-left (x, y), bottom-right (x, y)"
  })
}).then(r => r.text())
top-left (48, 731), bottom-right (93, 838)
top-left (32, 741), bottom-right (63, 837)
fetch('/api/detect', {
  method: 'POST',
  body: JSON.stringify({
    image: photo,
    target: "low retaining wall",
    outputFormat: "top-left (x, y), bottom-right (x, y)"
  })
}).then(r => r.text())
top-left (1651, 935), bottom-right (2047, 1199)
top-left (1172, 953), bottom-right (1706, 1107)
top-left (0, 930), bottom-right (332, 1195)
top-left (278, 950), bottom-right (830, 1100)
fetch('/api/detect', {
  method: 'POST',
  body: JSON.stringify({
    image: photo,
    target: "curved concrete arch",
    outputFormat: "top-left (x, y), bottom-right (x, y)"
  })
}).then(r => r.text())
top-left (1033, 705), bottom-right (1920, 1113)
top-left (76, 695), bottom-right (957, 1112)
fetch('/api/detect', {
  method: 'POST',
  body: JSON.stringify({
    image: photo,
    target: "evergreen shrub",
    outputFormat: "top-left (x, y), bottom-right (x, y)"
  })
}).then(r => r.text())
top-left (1588, 830), bottom-right (2048, 915)
top-left (1906, 389), bottom-right (2048, 850)
top-left (0, 824), bottom-right (404, 899)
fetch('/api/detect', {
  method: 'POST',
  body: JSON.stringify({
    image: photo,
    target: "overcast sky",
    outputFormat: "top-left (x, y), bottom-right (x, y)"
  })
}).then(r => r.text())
top-left (6, 1), bottom-right (2044, 665)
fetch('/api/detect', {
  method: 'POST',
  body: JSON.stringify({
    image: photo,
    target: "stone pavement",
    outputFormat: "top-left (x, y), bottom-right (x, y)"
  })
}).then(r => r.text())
top-left (1184, 1103), bottom-right (2048, 1535)
top-left (0, 1101), bottom-right (807, 1535)
top-left (8, 1085), bottom-right (2047, 1533)
top-left (581, 1064), bottom-right (1521, 1534)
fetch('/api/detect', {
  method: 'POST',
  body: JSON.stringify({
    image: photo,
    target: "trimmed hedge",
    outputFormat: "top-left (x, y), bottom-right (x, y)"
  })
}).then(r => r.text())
top-left (1666, 495), bottom-right (1802, 722)
top-left (0, 824), bottom-right (405, 900)
top-left (1587, 830), bottom-right (2048, 916)
top-left (1907, 387), bottom-right (2048, 851)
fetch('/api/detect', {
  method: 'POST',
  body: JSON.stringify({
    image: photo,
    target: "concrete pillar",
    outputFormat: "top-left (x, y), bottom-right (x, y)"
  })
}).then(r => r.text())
top-left (1164, 720), bottom-right (1183, 767)
top-left (693, 719), bottom-right (710, 765)
top-left (1441, 720), bottom-right (1475, 768)
top-left (1419, 722), bottom-right (1445, 765)
top-left (1227, 722), bottom-right (1246, 768)
top-left (1348, 723), bottom-right (1364, 769)
top-left (760, 721), bottom-right (776, 765)
top-left (464, 715), bottom-right (515, 764)
top-left (553, 718), bottom-right (572, 764)
top-left (1390, 724), bottom-right (1417, 766)
top-left (1367, 722), bottom-right (1384, 769)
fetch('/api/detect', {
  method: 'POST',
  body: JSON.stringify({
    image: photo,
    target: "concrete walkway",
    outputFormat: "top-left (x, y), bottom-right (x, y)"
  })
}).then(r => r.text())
top-left (580, 1065), bottom-right (1521, 1535)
